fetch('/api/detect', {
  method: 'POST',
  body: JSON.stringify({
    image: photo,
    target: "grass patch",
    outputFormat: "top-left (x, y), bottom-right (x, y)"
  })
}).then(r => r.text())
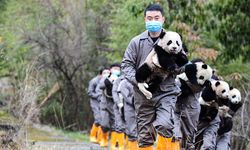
top-left (25, 126), bottom-right (62, 142)
top-left (26, 125), bottom-right (88, 142)
top-left (62, 130), bottom-right (89, 142)
top-left (0, 110), bottom-right (18, 124)
top-left (0, 109), bottom-right (89, 143)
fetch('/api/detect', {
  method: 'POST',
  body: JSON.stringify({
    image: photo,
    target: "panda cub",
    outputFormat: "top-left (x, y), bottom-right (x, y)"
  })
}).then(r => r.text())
top-left (228, 88), bottom-right (242, 115)
top-left (217, 87), bottom-right (242, 135)
top-left (176, 61), bottom-right (213, 98)
top-left (198, 80), bottom-right (230, 122)
top-left (218, 87), bottom-right (242, 115)
top-left (135, 31), bottom-right (188, 99)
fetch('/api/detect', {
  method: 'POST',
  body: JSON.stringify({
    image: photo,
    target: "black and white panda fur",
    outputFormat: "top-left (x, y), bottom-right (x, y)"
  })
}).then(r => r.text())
top-left (135, 31), bottom-right (188, 99)
top-left (217, 87), bottom-right (242, 114)
top-left (217, 87), bottom-right (242, 135)
top-left (198, 80), bottom-right (230, 122)
top-left (228, 88), bottom-right (242, 115)
top-left (176, 61), bottom-right (213, 98)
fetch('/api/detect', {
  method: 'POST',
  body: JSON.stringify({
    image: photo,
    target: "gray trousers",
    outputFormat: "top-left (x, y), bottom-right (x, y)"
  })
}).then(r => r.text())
top-left (216, 131), bottom-right (231, 150)
top-left (90, 99), bottom-right (100, 125)
top-left (100, 95), bottom-right (116, 132)
top-left (113, 103), bottom-right (126, 133)
top-left (124, 100), bottom-right (137, 141)
top-left (196, 114), bottom-right (220, 150)
top-left (174, 94), bottom-right (200, 150)
top-left (134, 87), bottom-right (178, 147)
top-left (119, 79), bottom-right (137, 141)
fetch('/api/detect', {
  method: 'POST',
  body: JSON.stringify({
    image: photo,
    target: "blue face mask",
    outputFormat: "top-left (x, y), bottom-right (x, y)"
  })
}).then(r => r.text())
top-left (145, 21), bottom-right (163, 32)
top-left (111, 70), bottom-right (121, 76)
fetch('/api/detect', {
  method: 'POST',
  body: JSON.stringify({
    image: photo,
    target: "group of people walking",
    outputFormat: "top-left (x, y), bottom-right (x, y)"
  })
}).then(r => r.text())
top-left (88, 63), bottom-right (137, 150)
top-left (87, 3), bottom-right (241, 150)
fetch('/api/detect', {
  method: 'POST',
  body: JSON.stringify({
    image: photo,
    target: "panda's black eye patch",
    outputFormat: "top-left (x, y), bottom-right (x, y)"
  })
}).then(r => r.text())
top-left (232, 95), bottom-right (236, 98)
top-left (222, 90), bottom-right (226, 93)
top-left (176, 41), bottom-right (180, 46)
top-left (199, 76), bottom-right (204, 80)
top-left (167, 40), bottom-right (172, 45)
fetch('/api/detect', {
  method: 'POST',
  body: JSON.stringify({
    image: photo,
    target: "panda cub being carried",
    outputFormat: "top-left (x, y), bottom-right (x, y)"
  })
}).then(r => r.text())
top-left (198, 79), bottom-right (230, 122)
top-left (135, 31), bottom-right (188, 99)
top-left (176, 60), bottom-right (214, 99)
top-left (217, 87), bottom-right (242, 135)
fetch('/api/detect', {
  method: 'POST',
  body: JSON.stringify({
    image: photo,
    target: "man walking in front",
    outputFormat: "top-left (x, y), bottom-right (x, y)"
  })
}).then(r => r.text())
top-left (121, 4), bottom-right (182, 150)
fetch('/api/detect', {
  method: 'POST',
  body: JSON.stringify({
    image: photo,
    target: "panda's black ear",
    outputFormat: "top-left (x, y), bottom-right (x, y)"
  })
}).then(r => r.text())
top-left (159, 31), bottom-right (166, 39)
top-left (215, 81), bottom-right (220, 87)
top-left (230, 87), bottom-right (234, 90)
top-left (202, 64), bottom-right (208, 69)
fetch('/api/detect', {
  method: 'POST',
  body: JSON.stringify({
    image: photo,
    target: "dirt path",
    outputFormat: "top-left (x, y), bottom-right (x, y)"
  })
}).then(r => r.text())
top-left (24, 124), bottom-right (108, 150)
top-left (29, 141), bottom-right (107, 150)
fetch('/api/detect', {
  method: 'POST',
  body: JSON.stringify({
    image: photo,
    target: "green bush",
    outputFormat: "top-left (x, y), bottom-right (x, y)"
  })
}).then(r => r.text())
top-left (40, 99), bottom-right (63, 126)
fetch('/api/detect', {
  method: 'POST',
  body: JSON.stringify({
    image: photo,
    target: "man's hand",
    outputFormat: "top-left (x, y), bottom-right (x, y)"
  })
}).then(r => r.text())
top-left (218, 105), bottom-right (231, 117)
top-left (137, 83), bottom-right (152, 99)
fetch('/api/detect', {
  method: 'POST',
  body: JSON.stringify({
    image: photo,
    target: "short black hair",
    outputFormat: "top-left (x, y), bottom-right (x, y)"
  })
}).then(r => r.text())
top-left (110, 63), bottom-right (121, 68)
top-left (144, 4), bottom-right (164, 16)
top-left (101, 67), bottom-right (110, 73)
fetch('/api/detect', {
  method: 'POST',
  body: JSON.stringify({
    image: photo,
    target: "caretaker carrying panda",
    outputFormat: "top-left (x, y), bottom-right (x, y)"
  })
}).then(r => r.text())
top-left (88, 68), bottom-right (103, 143)
top-left (98, 63), bottom-right (121, 147)
top-left (121, 4), bottom-right (186, 150)
top-left (118, 78), bottom-right (138, 149)
top-left (111, 74), bottom-right (126, 149)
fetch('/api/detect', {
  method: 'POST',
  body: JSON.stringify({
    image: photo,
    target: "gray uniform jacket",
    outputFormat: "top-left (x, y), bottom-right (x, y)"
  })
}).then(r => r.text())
top-left (196, 114), bottom-right (221, 150)
top-left (98, 77), bottom-right (116, 132)
top-left (119, 78), bottom-right (134, 105)
top-left (88, 76), bottom-right (102, 100)
top-left (174, 79), bottom-right (202, 150)
top-left (87, 75), bottom-right (102, 125)
top-left (216, 131), bottom-right (231, 150)
top-left (112, 76), bottom-right (126, 132)
top-left (112, 76), bottom-right (124, 105)
top-left (119, 79), bottom-right (137, 141)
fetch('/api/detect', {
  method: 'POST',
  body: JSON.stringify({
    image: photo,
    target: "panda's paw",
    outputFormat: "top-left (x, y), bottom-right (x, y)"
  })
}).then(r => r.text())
top-left (219, 105), bottom-right (229, 112)
top-left (137, 83), bottom-right (153, 99)
top-left (218, 106), bottom-right (230, 116)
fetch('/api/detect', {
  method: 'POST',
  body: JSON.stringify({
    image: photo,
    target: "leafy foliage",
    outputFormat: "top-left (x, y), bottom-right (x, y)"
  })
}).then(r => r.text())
top-left (202, 0), bottom-right (250, 62)
top-left (0, 0), bottom-right (108, 130)
top-left (109, 0), bottom-right (250, 79)
top-left (0, 0), bottom-right (38, 78)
